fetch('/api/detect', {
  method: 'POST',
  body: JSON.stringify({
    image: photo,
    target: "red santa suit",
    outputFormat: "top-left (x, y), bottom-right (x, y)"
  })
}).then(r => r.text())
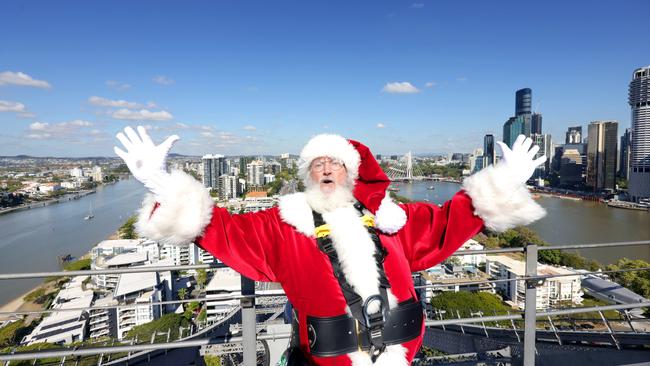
top-left (135, 134), bottom-right (546, 366)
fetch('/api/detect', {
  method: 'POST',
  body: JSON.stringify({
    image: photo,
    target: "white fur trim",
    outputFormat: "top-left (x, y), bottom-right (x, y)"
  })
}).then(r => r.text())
top-left (374, 193), bottom-right (407, 234)
top-left (136, 170), bottom-right (214, 246)
top-left (348, 345), bottom-right (408, 366)
top-left (278, 193), bottom-right (315, 237)
top-left (462, 163), bottom-right (546, 232)
top-left (324, 206), bottom-right (381, 303)
top-left (298, 134), bottom-right (361, 181)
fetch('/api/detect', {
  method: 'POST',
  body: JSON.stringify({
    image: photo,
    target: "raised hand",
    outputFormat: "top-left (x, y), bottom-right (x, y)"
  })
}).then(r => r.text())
top-left (495, 134), bottom-right (546, 185)
top-left (114, 126), bottom-right (179, 199)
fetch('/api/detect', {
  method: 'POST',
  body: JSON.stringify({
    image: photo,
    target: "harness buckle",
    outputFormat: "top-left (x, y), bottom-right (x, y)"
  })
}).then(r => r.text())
top-left (362, 295), bottom-right (385, 329)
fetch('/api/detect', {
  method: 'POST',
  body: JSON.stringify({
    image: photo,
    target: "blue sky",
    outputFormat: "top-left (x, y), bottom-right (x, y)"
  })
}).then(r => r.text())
top-left (0, 0), bottom-right (648, 157)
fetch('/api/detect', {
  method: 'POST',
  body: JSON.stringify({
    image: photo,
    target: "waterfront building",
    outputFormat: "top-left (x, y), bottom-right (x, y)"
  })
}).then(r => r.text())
top-left (202, 154), bottom-right (226, 191)
top-left (582, 275), bottom-right (648, 317)
top-left (619, 128), bottom-right (632, 180)
top-left (628, 66), bottom-right (650, 201)
top-left (92, 251), bottom-right (149, 291)
top-left (486, 255), bottom-right (583, 310)
top-left (189, 243), bottom-right (217, 264)
top-left (566, 126), bottom-right (582, 144)
top-left (114, 272), bottom-right (162, 339)
top-left (483, 135), bottom-right (495, 166)
top-left (469, 148), bottom-right (484, 173)
top-left (559, 147), bottom-right (585, 187)
top-left (91, 166), bottom-right (104, 182)
top-left (88, 296), bottom-right (118, 339)
top-left (531, 134), bottom-right (553, 178)
top-left (587, 121), bottom-right (618, 191)
top-left (205, 268), bottom-right (241, 323)
top-left (160, 243), bottom-right (190, 266)
top-left (23, 276), bottom-right (94, 345)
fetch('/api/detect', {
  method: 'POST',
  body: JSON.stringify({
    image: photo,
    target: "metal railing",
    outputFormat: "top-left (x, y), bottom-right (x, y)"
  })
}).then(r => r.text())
top-left (0, 240), bottom-right (649, 365)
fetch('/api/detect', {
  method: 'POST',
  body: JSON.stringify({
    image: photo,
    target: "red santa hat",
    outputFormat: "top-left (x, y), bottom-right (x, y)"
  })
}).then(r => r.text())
top-left (299, 134), bottom-right (407, 233)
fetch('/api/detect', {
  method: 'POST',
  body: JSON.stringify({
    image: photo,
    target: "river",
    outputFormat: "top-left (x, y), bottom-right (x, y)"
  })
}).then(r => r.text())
top-left (396, 180), bottom-right (650, 265)
top-left (1, 178), bottom-right (649, 308)
top-left (0, 178), bottom-right (146, 307)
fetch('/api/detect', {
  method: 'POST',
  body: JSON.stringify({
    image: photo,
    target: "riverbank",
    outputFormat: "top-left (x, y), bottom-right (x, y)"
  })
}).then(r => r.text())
top-left (0, 230), bottom-right (121, 322)
top-left (0, 190), bottom-right (95, 216)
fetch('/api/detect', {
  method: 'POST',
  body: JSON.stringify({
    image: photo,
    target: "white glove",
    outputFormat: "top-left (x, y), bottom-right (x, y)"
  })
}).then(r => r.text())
top-left (495, 134), bottom-right (547, 185)
top-left (114, 126), bottom-right (179, 201)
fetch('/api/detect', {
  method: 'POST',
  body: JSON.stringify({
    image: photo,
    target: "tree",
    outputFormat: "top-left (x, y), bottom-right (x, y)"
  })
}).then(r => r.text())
top-left (177, 288), bottom-right (188, 300)
top-left (119, 215), bottom-right (138, 239)
top-left (204, 355), bottom-right (222, 366)
top-left (125, 313), bottom-right (187, 341)
top-left (606, 259), bottom-right (650, 298)
top-left (196, 269), bottom-right (208, 289)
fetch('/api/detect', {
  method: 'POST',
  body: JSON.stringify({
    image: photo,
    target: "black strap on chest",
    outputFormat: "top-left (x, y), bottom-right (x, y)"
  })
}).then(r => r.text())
top-left (311, 203), bottom-right (391, 360)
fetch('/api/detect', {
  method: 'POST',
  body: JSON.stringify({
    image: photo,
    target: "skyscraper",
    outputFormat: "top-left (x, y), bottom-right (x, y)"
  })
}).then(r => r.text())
top-left (619, 128), bottom-right (632, 180)
top-left (628, 66), bottom-right (650, 201)
top-left (483, 134), bottom-right (495, 166)
top-left (531, 113), bottom-right (543, 135)
top-left (202, 154), bottom-right (226, 190)
top-left (503, 114), bottom-right (531, 147)
top-left (586, 121), bottom-right (618, 191)
top-left (515, 88), bottom-right (532, 115)
top-left (565, 126), bottom-right (582, 144)
top-left (503, 88), bottom-right (535, 148)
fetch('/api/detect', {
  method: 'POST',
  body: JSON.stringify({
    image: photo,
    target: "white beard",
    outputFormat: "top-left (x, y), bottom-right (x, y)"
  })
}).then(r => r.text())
top-left (305, 182), bottom-right (355, 214)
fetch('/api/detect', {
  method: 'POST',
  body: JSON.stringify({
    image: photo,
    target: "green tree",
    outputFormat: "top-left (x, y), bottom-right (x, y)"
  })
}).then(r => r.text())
top-left (119, 215), bottom-right (138, 239)
top-left (196, 269), bottom-right (208, 289)
top-left (63, 258), bottom-right (91, 271)
top-left (125, 313), bottom-right (187, 342)
top-left (606, 259), bottom-right (650, 298)
top-left (204, 355), bottom-right (222, 366)
top-left (431, 291), bottom-right (511, 319)
top-left (177, 288), bottom-right (188, 300)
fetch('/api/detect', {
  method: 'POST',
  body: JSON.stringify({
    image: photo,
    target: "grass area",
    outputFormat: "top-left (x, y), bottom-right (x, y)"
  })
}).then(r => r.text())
top-left (62, 258), bottom-right (91, 271)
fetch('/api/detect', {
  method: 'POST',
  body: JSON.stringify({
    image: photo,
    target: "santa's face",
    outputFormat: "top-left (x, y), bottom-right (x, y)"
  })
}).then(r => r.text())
top-left (309, 156), bottom-right (348, 195)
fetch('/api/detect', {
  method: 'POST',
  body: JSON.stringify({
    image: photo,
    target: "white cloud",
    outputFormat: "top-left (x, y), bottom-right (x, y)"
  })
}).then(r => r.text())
top-left (111, 108), bottom-right (173, 121)
top-left (243, 125), bottom-right (256, 131)
top-left (26, 133), bottom-right (51, 140)
top-left (174, 122), bottom-right (189, 129)
top-left (153, 75), bottom-right (175, 85)
top-left (106, 80), bottom-right (131, 91)
top-left (89, 96), bottom-right (142, 109)
top-left (29, 122), bottom-right (49, 131)
top-left (382, 82), bottom-right (420, 94)
top-left (25, 119), bottom-right (93, 141)
top-left (0, 100), bottom-right (27, 113)
top-left (376, 123), bottom-right (386, 129)
top-left (411, 3), bottom-right (424, 8)
top-left (200, 131), bottom-right (215, 138)
top-left (457, 76), bottom-right (468, 82)
top-left (425, 81), bottom-right (437, 88)
top-left (0, 71), bottom-right (51, 88)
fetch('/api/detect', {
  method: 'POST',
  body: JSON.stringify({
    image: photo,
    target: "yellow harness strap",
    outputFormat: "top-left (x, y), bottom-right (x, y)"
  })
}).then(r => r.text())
top-left (314, 215), bottom-right (375, 238)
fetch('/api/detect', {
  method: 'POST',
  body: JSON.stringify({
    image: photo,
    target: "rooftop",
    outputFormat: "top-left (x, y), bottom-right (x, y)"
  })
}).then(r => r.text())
top-left (104, 251), bottom-right (148, 267)
top-left (114, 272), bottom-right (158, 298)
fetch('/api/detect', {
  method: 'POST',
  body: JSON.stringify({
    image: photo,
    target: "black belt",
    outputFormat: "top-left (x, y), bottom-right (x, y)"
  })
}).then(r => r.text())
top-left (303, 299), bottom-right (423, 357)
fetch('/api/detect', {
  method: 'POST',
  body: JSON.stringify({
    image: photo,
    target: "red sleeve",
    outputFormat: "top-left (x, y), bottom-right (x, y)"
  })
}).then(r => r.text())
top-left (396, 191), bottom-right (484, 272)
top-left (196, 207), bottom-right (284, 282)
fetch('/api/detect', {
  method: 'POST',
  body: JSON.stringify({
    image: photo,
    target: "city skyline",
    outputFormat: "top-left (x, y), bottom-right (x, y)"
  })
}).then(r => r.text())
top-left (1, 1), bottom-right (649, 157)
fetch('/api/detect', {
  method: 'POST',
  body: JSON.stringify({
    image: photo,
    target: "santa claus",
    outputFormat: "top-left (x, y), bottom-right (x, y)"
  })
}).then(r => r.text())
top-left (114, 126), bottom-right (546, 366)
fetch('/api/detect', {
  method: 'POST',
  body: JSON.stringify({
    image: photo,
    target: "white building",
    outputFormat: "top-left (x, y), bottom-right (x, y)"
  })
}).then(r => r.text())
top-left (247, 160), bottom-right (264, 186)
top-left (160, 244), bottom-right (191, 266)
top-left (486, 255), bottom-right (583, 310)
top-left (457, 239), bottom-right (486, 267)
top-left (114, 272), bottom-right (162, 339)
top-left (92, 251), bottom-right (149, 291)
top-left (23, 276), bottom-right (94, 345)
top-left (91, 166), bottom-right (104, 182)
top-left (219, 174), bottom-right (241, 200)
top-left (88, 296), bottom-right (118, 339)
top-left (263, 173), bottom-right (276, 185)
top-left (70, 167), bottom-right (84, 178)
top-left (243, 196), bottom-right (275, 213)
top-left (189, 243), bottom-right (217, 265)
top-left (205, 268), bottom-right (241, 323)
top-left (60, 181), bottom-right (81, 189)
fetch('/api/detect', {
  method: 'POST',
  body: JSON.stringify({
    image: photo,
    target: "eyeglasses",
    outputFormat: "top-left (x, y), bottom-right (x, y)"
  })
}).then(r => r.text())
top-left (310, 158), bottom-right (345, 172)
